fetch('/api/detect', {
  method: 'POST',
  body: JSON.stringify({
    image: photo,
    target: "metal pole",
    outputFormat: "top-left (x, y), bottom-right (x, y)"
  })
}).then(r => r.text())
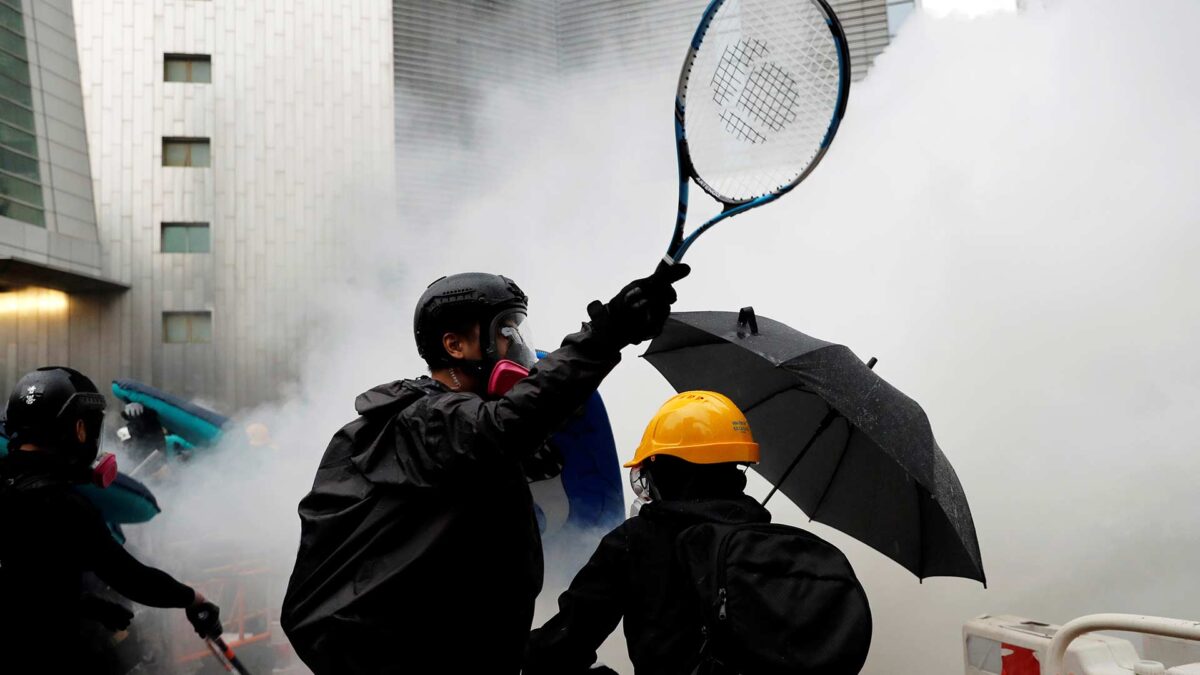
top-left (128, 449), bottom-right (162, 477)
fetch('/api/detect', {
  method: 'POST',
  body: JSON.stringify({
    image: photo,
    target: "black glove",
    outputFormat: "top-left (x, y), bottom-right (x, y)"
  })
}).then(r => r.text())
top-left (588, 262), bottom-right (691, 347)
top-left (186, 600), bottom-right (222, 639)
top-left (81, 594), bottom-right (133, 632)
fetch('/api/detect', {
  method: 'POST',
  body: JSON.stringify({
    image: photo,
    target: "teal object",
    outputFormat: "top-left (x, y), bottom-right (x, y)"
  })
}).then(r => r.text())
top-left (111, 379), bottom-right (227, 447)
top-left (164, 433), bottom-right (195, 458)
top-left (74, 473), bottom-right (160, 525)
top-left (0, 424), bottom-right (157, 538)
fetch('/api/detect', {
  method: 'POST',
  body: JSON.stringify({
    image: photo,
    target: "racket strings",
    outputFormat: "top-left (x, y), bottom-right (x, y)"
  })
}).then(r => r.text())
top-left (719, 109), bottom-right (768, 144)
top-left (710, 38), bottom-right (768, 108)
top-left (683, 0), bottom-right (845, 202)
top-left (742, 60), bottom-right (800, 132)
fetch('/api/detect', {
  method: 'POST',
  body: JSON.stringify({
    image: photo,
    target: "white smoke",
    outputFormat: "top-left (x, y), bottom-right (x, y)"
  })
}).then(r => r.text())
top-left (133, 0), bottom-right (1200, 672)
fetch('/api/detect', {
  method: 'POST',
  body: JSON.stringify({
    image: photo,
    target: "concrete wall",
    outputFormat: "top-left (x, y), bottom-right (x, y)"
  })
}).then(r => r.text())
top-left (72, 0), bottom-right (394, 408)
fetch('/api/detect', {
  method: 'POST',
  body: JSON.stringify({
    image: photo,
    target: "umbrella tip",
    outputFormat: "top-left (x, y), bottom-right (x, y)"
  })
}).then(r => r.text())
top-left (737, 307), bottom-right (759, 337)
top-left (867, 357), bottom-right (878, 370)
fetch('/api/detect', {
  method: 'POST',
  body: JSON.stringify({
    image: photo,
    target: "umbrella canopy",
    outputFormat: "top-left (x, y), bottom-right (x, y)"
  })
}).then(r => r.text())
top-left (643, 309), bottom-right (985, 584)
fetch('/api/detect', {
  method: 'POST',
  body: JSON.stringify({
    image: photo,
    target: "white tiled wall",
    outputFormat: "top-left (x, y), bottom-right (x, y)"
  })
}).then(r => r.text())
top-left (72, 0), bottom-right (395, 408)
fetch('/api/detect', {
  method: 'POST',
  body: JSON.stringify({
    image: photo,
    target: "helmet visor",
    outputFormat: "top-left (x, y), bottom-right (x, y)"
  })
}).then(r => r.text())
top-left (488, 310), bottom-right (537, 369)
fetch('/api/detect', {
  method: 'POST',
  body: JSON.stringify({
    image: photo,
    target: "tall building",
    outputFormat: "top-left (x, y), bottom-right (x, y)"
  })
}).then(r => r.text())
top-left (53, 0), bottom-right (394, 408)
top-left (0, 0), bottom-right (123, 390)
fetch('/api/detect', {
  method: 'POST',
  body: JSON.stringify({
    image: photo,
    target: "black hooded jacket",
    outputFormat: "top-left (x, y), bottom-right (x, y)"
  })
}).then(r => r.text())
top-left (525, 496), bottom-right (771, 675)
top-left (281, 326), bottom-right (622, 674)
top-left (0, 452), bottom-right (196, 672)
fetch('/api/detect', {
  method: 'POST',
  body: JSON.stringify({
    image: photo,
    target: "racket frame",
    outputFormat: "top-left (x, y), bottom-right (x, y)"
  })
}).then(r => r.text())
top-left (666, 0), bottom-right (852, 263)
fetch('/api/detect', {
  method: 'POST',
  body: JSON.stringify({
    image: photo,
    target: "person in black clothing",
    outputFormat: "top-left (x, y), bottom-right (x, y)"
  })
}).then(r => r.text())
top-left (280, 265), bottom-right (690, 674)
top-left (0, 367), bottom-right (223, 674)
top-left (525, 391), bottom-right (765, 675)
top-left (119, 401), bottom-right (168, 466)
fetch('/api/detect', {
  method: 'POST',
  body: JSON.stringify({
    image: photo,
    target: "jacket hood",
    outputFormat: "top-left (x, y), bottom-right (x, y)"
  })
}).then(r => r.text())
top-left (355, 377), bottom-right (447, 416)
top-left (639, 494), bottom-right (771, 527)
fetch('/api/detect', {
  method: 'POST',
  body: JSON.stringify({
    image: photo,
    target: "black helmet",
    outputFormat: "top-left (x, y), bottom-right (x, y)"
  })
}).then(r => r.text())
top-left (4, 367), bottom-right (106, 450)
top-left (414, 273), bottom-right (529, 369)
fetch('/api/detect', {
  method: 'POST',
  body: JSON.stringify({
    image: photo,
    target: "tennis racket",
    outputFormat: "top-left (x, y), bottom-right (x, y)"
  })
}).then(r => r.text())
top-left (662, 0), bottom-right (852, 265)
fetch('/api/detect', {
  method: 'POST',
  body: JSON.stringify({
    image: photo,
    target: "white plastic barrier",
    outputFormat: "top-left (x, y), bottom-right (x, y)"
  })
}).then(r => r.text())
top-left (1045, 615), bottom-right (1200, 675)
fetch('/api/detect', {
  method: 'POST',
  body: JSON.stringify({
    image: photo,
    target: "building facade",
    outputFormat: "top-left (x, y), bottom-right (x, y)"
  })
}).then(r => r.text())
top-left (0, 0), bottom-right (122, 392)
top-left (56, 0), bottom-right (394, 409)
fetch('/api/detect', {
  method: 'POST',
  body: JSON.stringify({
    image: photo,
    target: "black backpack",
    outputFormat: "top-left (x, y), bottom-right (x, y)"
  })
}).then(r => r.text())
top-left (675, 522), bottom-right (873, 675)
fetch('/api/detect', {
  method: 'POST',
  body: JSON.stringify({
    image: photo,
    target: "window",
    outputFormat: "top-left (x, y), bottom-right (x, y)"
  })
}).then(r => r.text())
top-left (162, 222), bottom-right (211, 253)
top-left (0, 72), bottom-right (30, 107)
top-left (0, 25), bottom-right (26, 59)
top-left (0, 0), bottom-right (41, 229)
top-left (164, 54), bottom-right (211, 83)
top-left (0, 4), bottom-right (22, 36)
top-left (0, 96), bottom-right (33, 132)
top-left (0, 120), bottom-right (34, 155)
top-left (0, 171), bottom-right (43, 206)
top-left (0, 50), bottom-right (29, 86)
top-left (163, 138), bottom-right (210, 167)
top-left (163, 311), bottom-right (212, 344)
top-left (0, 196), bottom-right (42, 226)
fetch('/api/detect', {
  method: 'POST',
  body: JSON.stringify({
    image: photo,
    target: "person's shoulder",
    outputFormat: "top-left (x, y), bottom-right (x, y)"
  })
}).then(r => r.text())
top-left (399, 384), bottom-right (482, 422)
top-left (601, 516), bottom-right (645, 547)
top-left (31, 484), bottom-right (104, 527)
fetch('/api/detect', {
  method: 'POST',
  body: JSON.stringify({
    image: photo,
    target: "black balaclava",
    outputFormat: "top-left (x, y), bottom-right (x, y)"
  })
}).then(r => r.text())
top-left (643, 455), bottom-right (748, 502)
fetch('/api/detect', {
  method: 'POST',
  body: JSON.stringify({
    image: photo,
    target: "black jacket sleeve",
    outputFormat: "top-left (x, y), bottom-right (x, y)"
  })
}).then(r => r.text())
top-left (402, 325), bottom-right (622, 471)
top-left (525, 524), bottom-right (629, 675)
top-left (72, 496), bottom-right (195, 608)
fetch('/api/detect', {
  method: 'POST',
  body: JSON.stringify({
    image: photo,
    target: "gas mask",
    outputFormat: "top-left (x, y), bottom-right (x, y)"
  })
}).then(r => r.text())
top-left (73, 410), bottom-right (117, 488)
top-left (483, 310), bottom-right (537, 398)
top-left (90, 452), bottom-right (118, 488)
top-left (629, 465), bottom-right (652, 517)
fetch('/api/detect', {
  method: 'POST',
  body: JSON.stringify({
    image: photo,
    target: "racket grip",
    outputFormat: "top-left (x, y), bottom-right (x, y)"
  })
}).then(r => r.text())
top-left (654, 256), bottom-right (677, 280)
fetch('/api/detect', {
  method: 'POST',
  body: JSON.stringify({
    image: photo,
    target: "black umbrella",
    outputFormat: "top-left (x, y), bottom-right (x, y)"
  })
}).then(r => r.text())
top-left (643, 308), bottom-right (985, 585)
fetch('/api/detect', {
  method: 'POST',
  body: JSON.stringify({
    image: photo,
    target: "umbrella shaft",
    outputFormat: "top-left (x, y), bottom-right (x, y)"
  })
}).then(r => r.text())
top-left (762, 408), bottom-right (839, 508)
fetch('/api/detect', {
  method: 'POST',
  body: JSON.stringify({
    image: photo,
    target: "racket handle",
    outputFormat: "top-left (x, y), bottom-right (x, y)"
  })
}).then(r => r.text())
top-left (654, 256), bottom-right (678, 280)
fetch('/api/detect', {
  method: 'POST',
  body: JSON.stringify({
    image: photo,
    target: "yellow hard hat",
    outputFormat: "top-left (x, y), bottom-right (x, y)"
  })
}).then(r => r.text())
top-left (624, 391), bottom-right (760, 468)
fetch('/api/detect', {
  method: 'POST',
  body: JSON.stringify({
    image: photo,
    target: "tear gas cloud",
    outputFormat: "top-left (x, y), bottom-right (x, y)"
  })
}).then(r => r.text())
top-left (138, 0), bottom-right (1200, 672)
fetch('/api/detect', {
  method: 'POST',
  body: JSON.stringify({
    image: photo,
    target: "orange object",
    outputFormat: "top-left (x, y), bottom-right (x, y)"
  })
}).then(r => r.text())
top-left (624, 390), bottom-right (760, 468)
